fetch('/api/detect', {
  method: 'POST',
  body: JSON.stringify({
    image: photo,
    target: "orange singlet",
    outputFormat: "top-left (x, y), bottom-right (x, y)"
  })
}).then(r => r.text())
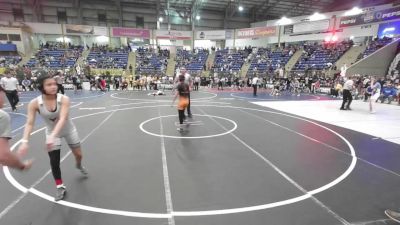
top-left (176, 83), bottom-right (189, 110)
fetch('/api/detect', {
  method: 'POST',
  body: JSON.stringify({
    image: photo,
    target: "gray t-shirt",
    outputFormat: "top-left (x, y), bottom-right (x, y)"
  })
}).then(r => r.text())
top-left (0, 109), bottom-right (11, 139)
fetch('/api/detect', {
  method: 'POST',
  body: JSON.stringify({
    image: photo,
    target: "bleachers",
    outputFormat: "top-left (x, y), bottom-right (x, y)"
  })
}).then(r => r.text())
top-left (0, 55), bottom-right (22, 67)
top-left (248, 47), bottom-right (295, 75)
top-left (87, 47), bottom-right (129, 69)
top-left (212, 49), bottom-right (247, 74)
top-left (294, 42), bottom-right (351, 71)
top-left (175, 49), bottom-right (208, 75)
top-left (358, 37), bottom-right (393, 60)
top-left (27, 45), bottom-right (83, 69)
top-left (136, 48), bottom-right (168, 75)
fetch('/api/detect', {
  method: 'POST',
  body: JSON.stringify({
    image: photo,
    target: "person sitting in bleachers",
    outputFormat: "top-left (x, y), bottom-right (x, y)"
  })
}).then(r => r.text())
top-left (379, 83), bottom-right (398, 104)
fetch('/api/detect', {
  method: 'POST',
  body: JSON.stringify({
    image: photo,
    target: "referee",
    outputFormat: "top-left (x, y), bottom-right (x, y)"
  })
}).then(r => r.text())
top-left (0, 70), bottom-right (20, 112)
top-left (54, 72), bottom-right (65, 94)
top-left (252, 75), bottom-right (259, 97)
top-left (340, 77), bottom-right (355, 110)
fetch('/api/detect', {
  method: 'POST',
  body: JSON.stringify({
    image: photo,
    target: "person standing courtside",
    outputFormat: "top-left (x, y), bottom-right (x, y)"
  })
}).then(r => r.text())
top-left (0, 70), bottom-right (20, 112)
top-left (340, 76), bottom-right (355, 110)
top-left (54, 72), bottom-right (65, 95)
top-left (194, 76), bottom-right (200, 91)
top-left (252, 75), bottom-right (259, 97)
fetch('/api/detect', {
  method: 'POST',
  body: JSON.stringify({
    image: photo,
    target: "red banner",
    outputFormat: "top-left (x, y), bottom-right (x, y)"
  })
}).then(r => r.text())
top-left (236, 27), bottom-right (277, 39)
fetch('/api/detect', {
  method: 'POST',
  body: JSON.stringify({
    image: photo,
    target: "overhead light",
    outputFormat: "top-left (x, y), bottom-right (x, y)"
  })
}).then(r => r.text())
top-left (350, 36), bottom-right (355, 40)
top-left (309, 12), bottom-right (326, 21)
top-left (344, 7), bottom-right (363, 16)
top-left (159, 17), bottom-right (164, 22)
top-left (276, 16), bottom-right (292, 26)
top-left (96, 35), bottom-right (109, 42)
top-left (238, 6), bottom-right (244, 11)
top-left (56, 37), bottom-right (71, 42)
top-left (196, 15), bottom-right (200, 20)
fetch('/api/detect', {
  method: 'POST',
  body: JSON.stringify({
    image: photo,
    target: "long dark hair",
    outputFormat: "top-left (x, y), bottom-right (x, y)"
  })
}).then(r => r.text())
top-left (36, 71), bottom-right (54, 94)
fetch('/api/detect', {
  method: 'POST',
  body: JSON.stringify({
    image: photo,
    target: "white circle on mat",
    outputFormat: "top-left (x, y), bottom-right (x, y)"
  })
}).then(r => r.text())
top-left (139, 114), bottom-right (238, 139)
top-left (4, 104), bottom-right (357, 218)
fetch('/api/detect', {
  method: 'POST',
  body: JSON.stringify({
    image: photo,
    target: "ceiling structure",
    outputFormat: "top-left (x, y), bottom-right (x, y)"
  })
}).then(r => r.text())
top-left (0, 0), bottom-right (396, 29)
top-left (114, 0), bottom-right (337, 21)
top-left (110, 0), bottom-right (396, 23)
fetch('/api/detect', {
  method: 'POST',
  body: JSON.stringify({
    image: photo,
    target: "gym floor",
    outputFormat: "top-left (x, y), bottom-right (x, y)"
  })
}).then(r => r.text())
top-left (1, 89), bottom-right (400, 225)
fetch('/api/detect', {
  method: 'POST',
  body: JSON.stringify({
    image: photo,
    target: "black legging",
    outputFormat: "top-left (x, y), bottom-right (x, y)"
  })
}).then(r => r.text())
top-left (364, 92), bottom-right (371, 101)
top-left (187, 93), bottom-right (191, 116)
top-left (218, 82), bottom-right (223, 90)
top-left (341, 89), bottom-right (352, 109)
top-left (5, 90), bottom-right (19, 111)
top-left (253, 84), bottom-right (258, 96)
top-left (178, 110), bottom-right (185, 124)
top-left (57, 84), bottom-right (64, 94)
top-left (49, 150), bottom-right (62, 182)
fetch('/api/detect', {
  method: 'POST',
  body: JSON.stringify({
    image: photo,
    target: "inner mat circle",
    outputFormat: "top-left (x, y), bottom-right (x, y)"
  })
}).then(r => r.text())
top-left (139, 114), bottom-right (238, 139)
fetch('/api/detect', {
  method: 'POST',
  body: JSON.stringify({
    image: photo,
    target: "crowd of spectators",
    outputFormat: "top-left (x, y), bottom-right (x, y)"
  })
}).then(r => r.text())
top-left (135, 47), bottom-right (169, 76)
top-left (26, 42), bottom-right (83, 69)
top-left (86, 44), bottom-right (130, 69)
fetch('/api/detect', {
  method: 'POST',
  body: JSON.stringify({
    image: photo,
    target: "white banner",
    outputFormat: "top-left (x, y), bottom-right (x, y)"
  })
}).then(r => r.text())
top-left (293, 20), bottom-right (330, 33)
top-left (25, 22), bottom-right (63, 34)
top-left (64, 24), bottom-right (108, 36)
top-left (195, 30), bottom-right (226, 40)
top-left (156, 30), bottom-right (192, 40)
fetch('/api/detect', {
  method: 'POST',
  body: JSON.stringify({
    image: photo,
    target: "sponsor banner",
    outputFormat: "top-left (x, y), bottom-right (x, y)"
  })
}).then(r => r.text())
top-left (195, 30), bottom-right (226, 40)
top-left (64, 24), bottom-right (108, 36)
top-left (236, 26), bottom-right (276, 39)
top-left (112, 27), bottom-right (150, 39)
top-left (0, 43), bottom-right (17, 51)
top-left (340, 6), bottom-right (400, 28)
top-left (283, 25), bottom-right (294, 34)
top-left (225, 30), bottom-right (234, 39)
top-left (378, 20), bottom-right (400, 38)
top-left (25, 22), bottom-right (62, 34)
top-left (156, 30), bottom-right (192, 40)
top-left (293, 20), bottom-right (330, 33)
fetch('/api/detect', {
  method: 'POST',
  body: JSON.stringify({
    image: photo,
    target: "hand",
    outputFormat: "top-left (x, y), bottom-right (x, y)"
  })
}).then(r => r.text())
top-left (17, 142), bottom-right (29, 157)
top-left (21, 159), bottom-right (34, 171)
top-left (46, 135), bottom-right (55, 151)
